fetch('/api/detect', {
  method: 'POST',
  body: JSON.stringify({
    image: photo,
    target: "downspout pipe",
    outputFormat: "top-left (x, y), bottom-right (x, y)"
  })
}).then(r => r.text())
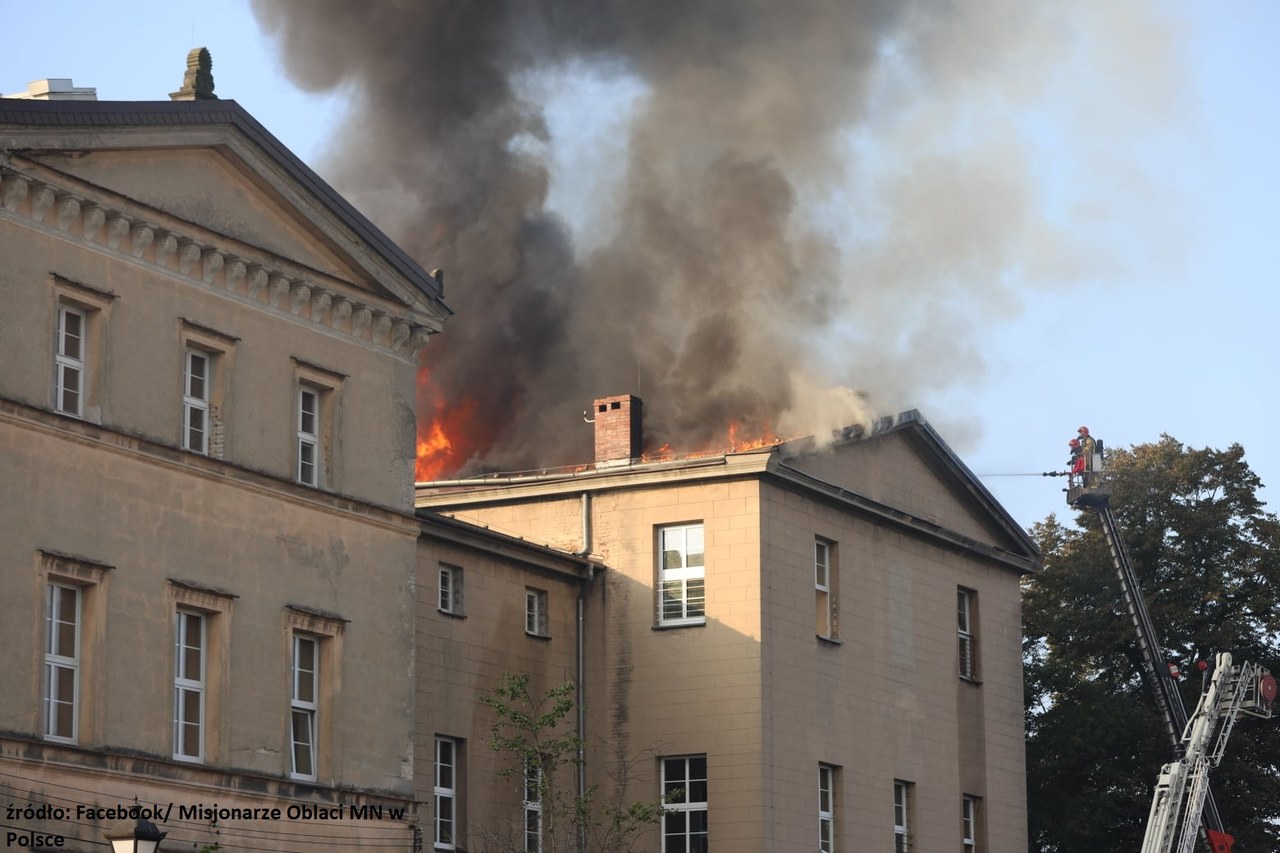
top-left (574, 492), bottom-right (593, 853)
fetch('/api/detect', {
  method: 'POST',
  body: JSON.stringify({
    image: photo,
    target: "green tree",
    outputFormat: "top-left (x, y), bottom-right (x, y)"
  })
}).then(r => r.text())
top-left (1024, 437), bottom-right (1280, 852)
top-left (478, 673), bottom-right (669, 853)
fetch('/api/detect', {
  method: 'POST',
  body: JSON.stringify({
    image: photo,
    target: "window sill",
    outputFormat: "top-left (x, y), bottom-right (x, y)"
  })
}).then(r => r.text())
top-left (652, 620), bottom-right (706, 631)
top-left (438, 608), bottom-right (467, 619)
top-left (817, 635), bottom-right (843, 646)
top-left (959, 674), bottom-right (983, 686)
top-left (525, 631), bottom-right (551, 641)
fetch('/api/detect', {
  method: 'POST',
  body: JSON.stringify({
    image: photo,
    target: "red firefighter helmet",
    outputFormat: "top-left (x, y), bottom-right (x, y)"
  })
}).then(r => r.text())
top-left (1069, 439), bottom-right (1081, 448)
top-left (1078, 426), bottom-right (1090, 436)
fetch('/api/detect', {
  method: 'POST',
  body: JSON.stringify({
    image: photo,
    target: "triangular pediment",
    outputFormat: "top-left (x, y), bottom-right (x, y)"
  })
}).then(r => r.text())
top-left (778, 416), bottom-right (1036, 561)
top-left (0, 99), bottom-right (448, 326)
top-left (42, 146), bottom-right (375, 286)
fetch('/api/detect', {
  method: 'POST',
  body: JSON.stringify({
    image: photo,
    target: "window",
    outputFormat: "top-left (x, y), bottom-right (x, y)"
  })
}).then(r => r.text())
top-left (183, 349), bottom-right (211, 454)
top-left (285, 606), bottom-right (343, 781)
top-left (290, 634), bottom-right (318, 780)
top-left (815, 538), bottom-right (837, 638)
top-left (43, 583), bottom-right (80, 742)
top-left (958, 588), bottom-right (976, 680)
top-left (39, 551), bottom-right (108, 746)
top-left (439, 565), bottom-right (464, 615)
top-left (526, 589), bottom-right (548, 637)
top-left (50, 277), bottom-right (113, 422)
top-left (962, 796), bottom-right (979, 852)
top-left (894, 781), bottom-right (912, 852)
top-left (169, 579), bottom-right (234, 765)
top-left (524, 760), bottom-right (543, 853)
top-left (818, 764), bottom-right (836, 853)
top-left (658, 524), bottom-right (705, 626)
top-left (435, 736), bottom-right (459, 850)
top-left (180, 321), bottom-right (235, 458)
top-left (297, 387), bottom-right (321, 486)
top-left (174, 610), bottom-right (205, 761)
top-left (293, 360), bottom-right (342, 489)
top-left (54, 305), bottom-right (86, 417)
top-left (662, 755), bottom-right (707, 853)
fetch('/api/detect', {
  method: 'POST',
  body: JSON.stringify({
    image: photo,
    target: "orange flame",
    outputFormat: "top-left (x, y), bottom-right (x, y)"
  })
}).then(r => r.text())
top-left (414, 367), bottom-right (486, 482)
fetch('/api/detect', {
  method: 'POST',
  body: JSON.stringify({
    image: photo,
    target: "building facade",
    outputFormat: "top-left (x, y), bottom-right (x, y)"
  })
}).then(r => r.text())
top-left (416, 396), bottom-right (1038, 852)
top-left (2, 62), bottom-right (1036, 853)
top-left (0, 74), bottom-right (449, 851)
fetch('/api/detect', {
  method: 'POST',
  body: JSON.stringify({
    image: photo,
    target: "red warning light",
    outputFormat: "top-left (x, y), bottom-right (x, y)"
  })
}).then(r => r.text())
top-left (1196, 660), bottom-right (1210, 672)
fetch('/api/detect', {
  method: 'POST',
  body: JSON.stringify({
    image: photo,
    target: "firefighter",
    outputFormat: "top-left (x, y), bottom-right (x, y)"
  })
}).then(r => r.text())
top-left (1078, 426), bottom-right (1097, 486)
top-left (1068, 438), bottom-right (1085, 487)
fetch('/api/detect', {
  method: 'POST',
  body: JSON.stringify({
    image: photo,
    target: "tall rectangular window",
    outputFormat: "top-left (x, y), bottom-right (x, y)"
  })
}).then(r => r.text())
top-left (43, 583), bottom-right (80, 742)
top-left (962, 795), bottom-right (980, 852)
top-left (815, 538), bottom-right (837, 638)
top-left (435, 736), bottom-right (458, 850)
top-left (54, 305), bottom-right (86, 417)
top-left (524, 761), bottom-right (543, 853)
top-left (958, 588), bottom-right (976, 679)
top-left (297, 387), bottom-right (320, 486)
top-left (174, 610), bottom-right (205, 761)
top-left (526, 589), bottom-right (548, 637)
top-left (439, 565), bottom-right (463, 615)
top-left (662, 755), bottom-right (707, 853)
top-left (290, 634), bottom-right (318, 780)
top-left (818, 764), bottom-right (835, 853)
top-left (182, 349), bottom-right (211, 454)
top-left (894, 781), bottom-right (912, 852)
top-left (658, 524), bottom-right (705, 626)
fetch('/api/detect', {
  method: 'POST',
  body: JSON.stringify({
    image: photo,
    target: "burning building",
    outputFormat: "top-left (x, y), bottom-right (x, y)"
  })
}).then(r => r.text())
top-left (416, 395), bottom-right (1039, 851)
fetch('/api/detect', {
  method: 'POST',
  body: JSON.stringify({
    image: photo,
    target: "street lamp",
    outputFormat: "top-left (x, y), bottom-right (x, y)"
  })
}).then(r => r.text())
top-left (103, 817), bottom-right (167, 853)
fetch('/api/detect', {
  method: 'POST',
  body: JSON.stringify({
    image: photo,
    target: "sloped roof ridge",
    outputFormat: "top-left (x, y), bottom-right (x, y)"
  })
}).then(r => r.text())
top-left (782, 408), bottom-right (1038, 559)
top-left (0, 98), bottom-right (449, 312)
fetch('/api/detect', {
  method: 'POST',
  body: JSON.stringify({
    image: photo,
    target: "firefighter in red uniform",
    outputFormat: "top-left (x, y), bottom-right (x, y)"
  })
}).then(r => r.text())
top-left (1068, 438), bottom-right (1085, 486)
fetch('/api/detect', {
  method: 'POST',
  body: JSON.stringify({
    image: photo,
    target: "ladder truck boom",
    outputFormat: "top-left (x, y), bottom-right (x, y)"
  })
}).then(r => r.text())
top-left (1066, 480), bottom-right (1226, 837)
top-left (1063, 429), bottom-right (1277, 851)
top-left (1140, 653), bottom-right (1275, 853)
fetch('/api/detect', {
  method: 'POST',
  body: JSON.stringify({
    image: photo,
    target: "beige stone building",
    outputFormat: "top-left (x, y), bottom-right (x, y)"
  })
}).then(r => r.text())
top-left (416, 395), bottom-right (1039, 852)
top-left (0, 67), bottom-right (449, 851)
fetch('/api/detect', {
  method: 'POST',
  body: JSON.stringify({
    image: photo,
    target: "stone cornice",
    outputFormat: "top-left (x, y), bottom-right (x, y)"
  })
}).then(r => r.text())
top-left (0, 160), bottom-right (439, 362)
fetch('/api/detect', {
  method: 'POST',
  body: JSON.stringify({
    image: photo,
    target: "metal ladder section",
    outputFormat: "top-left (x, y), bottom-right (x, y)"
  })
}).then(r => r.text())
top-left (1093, 503), bottom-right (1226, 836)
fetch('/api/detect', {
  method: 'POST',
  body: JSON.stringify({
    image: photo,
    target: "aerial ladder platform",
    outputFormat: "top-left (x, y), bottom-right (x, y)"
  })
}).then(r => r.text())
top-left (1063, 437), bottom-right (1276, 851)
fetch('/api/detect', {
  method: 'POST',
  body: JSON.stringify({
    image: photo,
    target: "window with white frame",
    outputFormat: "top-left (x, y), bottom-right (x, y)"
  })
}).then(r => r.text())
top-left (54, 305), bottom-right (86, 417)
top-left (44, 583), bottom-right (81, 742)
top-left (435, 736), bottom-right (459, 849)
top-left (439, 565), bottom-right (464, 615)
top-left (173, 610), bottom-right (205, 761)
top-left (958, 588), bottom-right (976, 679)
top-left (894, 780), bottom-right (912, 852)
top-left (183, 349), bottom-right (211, 454)
top-left (662, 755), bottom-right (707, 853)
top-left (815, 538), bottom-right (837, 638)
top-left (290, 634), bottom-right (318, 780)
top-left (297, 386), bottom-right (321, 486)
top-left (658, 524), bottom-right (705, 626)
top-left (526, 589), bottom-right (548, 637)
top-left (962, 795), bottom-right (979, 853)
top-left (818, 764), bottom-right (836, 853)
top-left (524, 760), bottom-right (543, 853)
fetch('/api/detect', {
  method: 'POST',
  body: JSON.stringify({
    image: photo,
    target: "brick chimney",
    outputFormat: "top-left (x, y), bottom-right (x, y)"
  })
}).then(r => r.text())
top-left (593, 394), bottom-right (643, 463)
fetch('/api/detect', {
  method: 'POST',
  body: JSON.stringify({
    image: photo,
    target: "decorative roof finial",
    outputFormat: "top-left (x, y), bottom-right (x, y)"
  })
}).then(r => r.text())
top-left (170, 47), bottom-right (217, 101)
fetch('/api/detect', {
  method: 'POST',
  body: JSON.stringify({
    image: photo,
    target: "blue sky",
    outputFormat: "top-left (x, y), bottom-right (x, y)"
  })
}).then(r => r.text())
top-left (4, 1), bottom-right (1277, 533)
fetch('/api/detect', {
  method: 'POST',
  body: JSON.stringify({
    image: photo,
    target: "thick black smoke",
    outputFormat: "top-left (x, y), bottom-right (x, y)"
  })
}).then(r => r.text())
top-left (251, 0), bottom-right (1181, 472)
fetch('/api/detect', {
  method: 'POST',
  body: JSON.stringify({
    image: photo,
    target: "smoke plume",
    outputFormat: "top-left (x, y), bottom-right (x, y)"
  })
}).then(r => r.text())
top-left (251, 0), bottom-right (1183, 474)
